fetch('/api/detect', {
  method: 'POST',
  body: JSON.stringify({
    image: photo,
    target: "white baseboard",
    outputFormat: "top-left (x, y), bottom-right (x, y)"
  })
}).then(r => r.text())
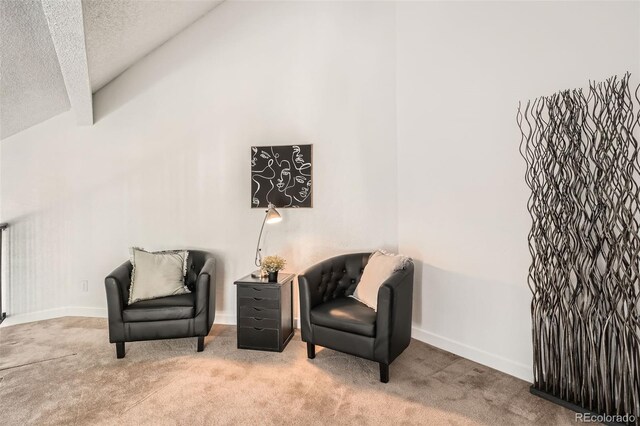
top-left (0, 308), bottom-right (530, 382)
top-left (0, 307), bottom-right (107, 327)
top-left (1, 309), bottom-right (252, 328)
top-left (1, 308), bottom-right (234, 328)
top-left (411, 325), bottom-right (532, 382)
top-left (213, 312), bottom-right (235, 325)
top-left (215, 313), bottom-right (300, 329)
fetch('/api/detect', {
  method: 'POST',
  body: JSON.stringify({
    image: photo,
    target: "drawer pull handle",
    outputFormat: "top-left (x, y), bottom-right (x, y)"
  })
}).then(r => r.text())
top-left (253, 327), bottom-right (264, 331)
top-left (252, 307), bottom-right (263, 312)
top-left (253, 297), bottom-right (263, 301)
top-left (253, 317), bottom-right (263, 321)
top-left (252, 287), bottom-right (262, 291)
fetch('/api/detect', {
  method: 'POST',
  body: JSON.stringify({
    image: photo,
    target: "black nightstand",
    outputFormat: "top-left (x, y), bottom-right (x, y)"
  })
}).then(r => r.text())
top-left (234, 272), bottom-right (295, 352)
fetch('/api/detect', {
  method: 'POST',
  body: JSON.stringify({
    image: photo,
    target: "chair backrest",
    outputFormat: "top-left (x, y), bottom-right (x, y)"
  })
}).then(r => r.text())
top-left (188, 250), bottom-right (214, 275)
top-left (121, 250), bottom-right (214, 303)
top-left (316, 252), bottom-right (371, 303)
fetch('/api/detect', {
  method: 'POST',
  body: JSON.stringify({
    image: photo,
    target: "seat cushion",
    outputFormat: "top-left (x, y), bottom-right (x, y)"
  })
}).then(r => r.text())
top-left (123, 293), bottom-right (195, 322)
top-left (310, 297), bottom-right (376, 337)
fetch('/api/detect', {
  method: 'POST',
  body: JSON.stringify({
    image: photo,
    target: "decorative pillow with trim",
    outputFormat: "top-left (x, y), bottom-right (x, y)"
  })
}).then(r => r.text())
top-left (128, 248), bottom-right (190, 305)
top-left (351, 250), bottom-right (412, 311)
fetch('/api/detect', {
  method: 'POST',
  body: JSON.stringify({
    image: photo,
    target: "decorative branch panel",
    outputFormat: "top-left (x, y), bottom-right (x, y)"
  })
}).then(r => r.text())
top-left (518, 73), bottom-right (640, 424)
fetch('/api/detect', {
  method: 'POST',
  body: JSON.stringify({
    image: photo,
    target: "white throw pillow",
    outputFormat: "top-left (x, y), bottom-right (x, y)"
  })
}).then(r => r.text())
top-left (352, 250), bottom-right (411, 311)
top-left (128, 248), bottom-right (190, 305)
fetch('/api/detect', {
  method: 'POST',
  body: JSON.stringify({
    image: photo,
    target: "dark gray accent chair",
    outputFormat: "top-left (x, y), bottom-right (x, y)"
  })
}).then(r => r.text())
top-left (298, 253), bottom-right (414, 383)
top-left (104, 250), bottom-right (216, 358)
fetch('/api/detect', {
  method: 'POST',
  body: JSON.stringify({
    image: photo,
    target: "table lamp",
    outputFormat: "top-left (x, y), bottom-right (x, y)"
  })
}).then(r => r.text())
top-left (252, 203), bottom-right (282, 277)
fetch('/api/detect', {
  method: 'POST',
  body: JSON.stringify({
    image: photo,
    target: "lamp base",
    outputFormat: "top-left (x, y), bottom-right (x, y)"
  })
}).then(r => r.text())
top-left (250, 269), bottom-right (267, 279)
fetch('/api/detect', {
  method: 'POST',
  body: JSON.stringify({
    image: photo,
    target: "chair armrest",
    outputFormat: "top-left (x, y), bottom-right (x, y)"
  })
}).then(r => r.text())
top-left (195, 257), bottom-right (216, 334)
top-left (298, 264), bottom-right (325, 309)
top-left (298, 261), bottom-right (328, 342)
top-left (104, 261), bottom-right (131, 343)
top-left (374, 262), bottom-right (414, 364)
top-left (105, 261), bottom-right (131, 311)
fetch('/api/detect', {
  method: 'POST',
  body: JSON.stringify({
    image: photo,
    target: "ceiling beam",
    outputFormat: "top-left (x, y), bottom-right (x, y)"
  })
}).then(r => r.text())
top-left (41, 0), bottom-right (93, 126)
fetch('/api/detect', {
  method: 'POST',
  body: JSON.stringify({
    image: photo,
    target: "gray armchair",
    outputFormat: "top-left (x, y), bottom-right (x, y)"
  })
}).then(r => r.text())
top-left (298, 253), bottom-right (414, 383)
top-left (104, 250), bottom-right (216, 358)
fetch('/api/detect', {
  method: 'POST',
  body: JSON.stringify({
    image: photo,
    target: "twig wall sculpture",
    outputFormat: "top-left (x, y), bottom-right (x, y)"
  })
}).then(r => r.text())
top-left (518, 73), bottom-right (640, 424)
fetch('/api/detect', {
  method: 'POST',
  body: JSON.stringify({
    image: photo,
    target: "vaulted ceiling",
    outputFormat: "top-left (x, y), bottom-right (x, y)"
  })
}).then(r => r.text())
top-left (83, 0), bottom-right (223, 93)
top-left (0, 0), bottom-right (70, 140)
top-left (0, 0), bottom-right (223, 140)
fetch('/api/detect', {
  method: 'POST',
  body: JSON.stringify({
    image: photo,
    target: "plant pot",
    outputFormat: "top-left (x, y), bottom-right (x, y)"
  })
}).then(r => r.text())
top-left (267, 271), bottom-right (278, 282)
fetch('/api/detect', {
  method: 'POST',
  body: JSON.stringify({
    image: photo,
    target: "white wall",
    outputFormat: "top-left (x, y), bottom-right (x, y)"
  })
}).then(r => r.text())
top-left (396, 1), bottom-right (640, 380)
top-left (1, 1), bottom-right (397, 322)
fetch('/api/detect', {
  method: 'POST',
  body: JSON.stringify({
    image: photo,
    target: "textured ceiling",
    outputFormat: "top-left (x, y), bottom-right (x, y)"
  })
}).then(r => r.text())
top-left (0, 0), bottom-right (223, 140)
top-left (82, 0), bottom-right (223, 93)
top-left (0, 0), bottom-right (70, 139)
top-left (42, 0), bottom-right (93, 125)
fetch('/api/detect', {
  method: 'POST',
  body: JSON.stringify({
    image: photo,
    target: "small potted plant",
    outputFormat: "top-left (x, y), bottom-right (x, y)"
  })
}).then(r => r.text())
top-left (261, 255), bottom-right (286, 282)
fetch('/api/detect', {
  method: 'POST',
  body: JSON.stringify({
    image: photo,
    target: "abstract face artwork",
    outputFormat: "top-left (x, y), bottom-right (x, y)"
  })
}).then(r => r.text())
top-left (251, 144), bottom-right (312, 208)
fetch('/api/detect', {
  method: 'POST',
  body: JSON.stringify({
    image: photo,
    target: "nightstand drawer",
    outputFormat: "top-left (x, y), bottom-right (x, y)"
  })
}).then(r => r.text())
top-left (238, 326), bottom-right (279, 351)
top-left (238, 316), bottom-right (278, 329)
top-left (237, 286), bottom-right (279, 300)
top-left (239, 297), bottom-right (279, 310)
top-left (239, 306), bottom-right (279, 320)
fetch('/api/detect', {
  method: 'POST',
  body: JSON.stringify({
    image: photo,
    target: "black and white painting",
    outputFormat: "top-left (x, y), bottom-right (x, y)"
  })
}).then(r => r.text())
top-left (251, 144), bottom-right (312, 208)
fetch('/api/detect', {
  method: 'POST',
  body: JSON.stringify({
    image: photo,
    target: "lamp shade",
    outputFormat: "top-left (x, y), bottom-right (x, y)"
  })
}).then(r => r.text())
top-left (265, 203), bottom-right (282, 224)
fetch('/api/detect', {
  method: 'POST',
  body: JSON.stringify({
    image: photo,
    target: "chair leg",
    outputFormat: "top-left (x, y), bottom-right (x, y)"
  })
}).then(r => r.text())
top-left (197, 336), bottom-right (205, 352)
top-left (307, 343), bottom-right (315, 359)
top-left (116, 342), bottom-right (125, 359)
top-left (379, 363), bottom-right (389, 383)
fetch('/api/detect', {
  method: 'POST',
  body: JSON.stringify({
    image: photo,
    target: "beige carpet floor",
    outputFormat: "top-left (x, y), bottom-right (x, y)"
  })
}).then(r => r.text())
top-left (0, 317), bottom-right (575, 425)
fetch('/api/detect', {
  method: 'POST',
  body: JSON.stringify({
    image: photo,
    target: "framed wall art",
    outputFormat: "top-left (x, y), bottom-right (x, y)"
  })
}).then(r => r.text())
top-left (251, 144), bottom-right (312, 208)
